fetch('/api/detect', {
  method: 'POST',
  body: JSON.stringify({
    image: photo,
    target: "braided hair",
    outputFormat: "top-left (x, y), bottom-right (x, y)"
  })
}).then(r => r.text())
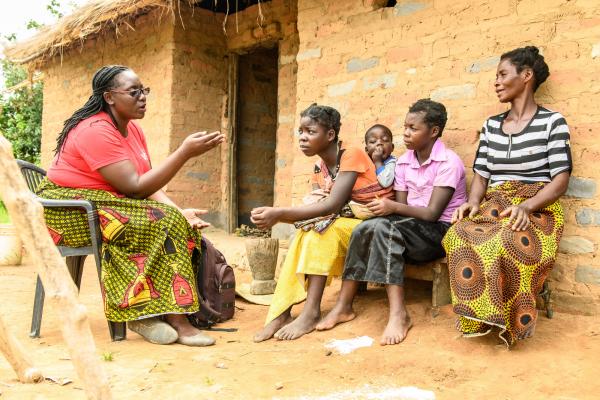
top-left (500, 46), bottom-right (549, 92)
top-left (300, 103), bottom-right (342, 141)
top-left (54, 65), bottom-right (130, 155)
top-left (408, 98), bottom-right (447, 137)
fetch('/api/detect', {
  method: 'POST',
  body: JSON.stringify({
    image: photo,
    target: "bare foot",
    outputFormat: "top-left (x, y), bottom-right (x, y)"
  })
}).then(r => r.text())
top-left (316, 304), bottom-right (356, 331)
top-left (274, 310), bottom-right (320, 340)
top-left (253, 312), bottom-right (293, 343)
top-left (380, 312), bottom-right (412, 346)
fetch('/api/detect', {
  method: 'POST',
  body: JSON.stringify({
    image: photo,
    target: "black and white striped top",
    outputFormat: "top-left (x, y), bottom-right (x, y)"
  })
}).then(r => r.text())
top-left (473, 107), bottom-right (572, 185)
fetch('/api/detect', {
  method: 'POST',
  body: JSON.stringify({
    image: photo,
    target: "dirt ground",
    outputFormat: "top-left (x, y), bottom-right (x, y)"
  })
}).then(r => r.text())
top-left (0, 228), bottom-right (598, 399)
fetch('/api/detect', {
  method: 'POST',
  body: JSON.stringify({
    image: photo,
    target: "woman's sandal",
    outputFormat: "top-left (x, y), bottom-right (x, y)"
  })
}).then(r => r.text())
top-left (176, 332), bottom-right (216, 347)
top-left (128, 317), bottom-right (178, 345)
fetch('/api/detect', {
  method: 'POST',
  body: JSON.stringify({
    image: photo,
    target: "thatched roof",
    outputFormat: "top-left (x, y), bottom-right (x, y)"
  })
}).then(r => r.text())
top-left (3, 0), bottom-right (189, 66)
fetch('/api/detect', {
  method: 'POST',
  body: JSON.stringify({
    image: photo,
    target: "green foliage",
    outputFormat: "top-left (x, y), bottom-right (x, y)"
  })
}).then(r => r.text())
top-left (0, 1), bottom-right (71, 165)
top-left (47, 0), bottom-right (64, 18)
top-left (26, 20), bottom-right (43, 30)
top-left (0, 201), bottom-right (10, 224)
top-left (0, 59), bottom-right (43, 164)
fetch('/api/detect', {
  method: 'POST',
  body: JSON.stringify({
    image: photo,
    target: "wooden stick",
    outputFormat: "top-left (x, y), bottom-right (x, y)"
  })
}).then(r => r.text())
top-left (0, 135), bottom-right (112, 399)
top-left (0, 314), bottom-right (43, 383)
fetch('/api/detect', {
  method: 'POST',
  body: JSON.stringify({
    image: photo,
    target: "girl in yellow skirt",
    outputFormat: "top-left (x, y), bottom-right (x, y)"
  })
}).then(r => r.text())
top-left (252, 104), bottom-right (392, 341)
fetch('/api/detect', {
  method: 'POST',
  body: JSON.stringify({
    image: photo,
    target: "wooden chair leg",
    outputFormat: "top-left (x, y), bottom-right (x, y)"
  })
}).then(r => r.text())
top-left (540, 280), bottom-right (553, 319)
top-left (431, 262), bottom-right (452, 318)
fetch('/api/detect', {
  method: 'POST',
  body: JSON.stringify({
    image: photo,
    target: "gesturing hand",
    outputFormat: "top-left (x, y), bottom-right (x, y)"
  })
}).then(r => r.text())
top-left (181, 208), bottom-right (211, 230)
top-left (451, 202), bottom-right (480, 223)
top-left (181, 131), bottom-right (225, 158)
top-left (500, 205), bottom-right (530, 231)
top-left (366, 198), bottom-right (396, 216)
top-left (250, 207), bottom-right (281, 229)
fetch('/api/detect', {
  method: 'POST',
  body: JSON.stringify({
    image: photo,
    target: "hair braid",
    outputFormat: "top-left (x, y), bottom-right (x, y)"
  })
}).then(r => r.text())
top-left (54, 65), bottom-right (130, 155)
top-left (300, 103), bottom-right (342, 141)
top-left (500, 46), bottom-right (549, 92)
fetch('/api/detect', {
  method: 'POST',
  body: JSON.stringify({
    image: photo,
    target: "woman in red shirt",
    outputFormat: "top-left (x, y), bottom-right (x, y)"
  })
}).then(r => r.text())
top-left (38, 65), bottom-right (224, 347)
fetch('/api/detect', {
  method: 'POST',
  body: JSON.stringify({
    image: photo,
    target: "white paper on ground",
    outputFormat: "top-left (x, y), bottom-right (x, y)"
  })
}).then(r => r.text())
top-left (324, 335), bottom-right (374, 354)
top-left (273, 384), bottom-right (436, 400)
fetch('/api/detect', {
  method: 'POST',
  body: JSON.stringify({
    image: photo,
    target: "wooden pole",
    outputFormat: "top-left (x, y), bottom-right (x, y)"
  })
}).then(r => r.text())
top-left (226, 53), bottom-right (239, 234)
top-left (0, 314), bottom-right (43, 383)
top-left (0, 135), bottom-right (112, 399)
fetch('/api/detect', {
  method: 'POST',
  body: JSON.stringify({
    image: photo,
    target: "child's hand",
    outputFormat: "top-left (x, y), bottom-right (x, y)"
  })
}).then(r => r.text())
top-left (371, 146), bottom-right (384, 164)
top-left (250, 207), bottom-right (281, 229)
top-left (366, 198), bottom-right (396, 216)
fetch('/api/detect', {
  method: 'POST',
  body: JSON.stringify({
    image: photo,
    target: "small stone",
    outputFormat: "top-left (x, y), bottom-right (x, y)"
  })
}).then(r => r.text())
top-left (275, 382), bottom-right (284, 390)
top-left (327, 80), bottom-right (357, 97)
top-left (431, 84), bottom-right (476, 101)
top-left (558, 236), bottom-right (595, 254)
top-left (575, 265), bottom-right (600, 285)
top-left (363, 73), bottom-right (397, 90)
top-left (565, 177), bottom-right (597, 199)
top-left (215, 362), bottom-right (227, 369)
top-left (347, 57), bottom-right (379, 73)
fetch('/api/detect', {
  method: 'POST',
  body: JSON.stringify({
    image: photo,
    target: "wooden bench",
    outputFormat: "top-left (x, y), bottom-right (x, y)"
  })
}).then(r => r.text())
top-left (356, 258), bottom-right (451, 317)
top-left (404, 258), bottom-right (450, 317)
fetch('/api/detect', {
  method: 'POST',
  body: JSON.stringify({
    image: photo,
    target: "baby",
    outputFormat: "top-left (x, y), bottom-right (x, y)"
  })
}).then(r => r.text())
top-left (364, 124), bottom-right (396, 188)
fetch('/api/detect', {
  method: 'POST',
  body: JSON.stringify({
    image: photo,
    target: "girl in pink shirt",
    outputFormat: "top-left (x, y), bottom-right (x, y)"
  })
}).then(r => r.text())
top-left (317, 99), bottom-right (467, 345)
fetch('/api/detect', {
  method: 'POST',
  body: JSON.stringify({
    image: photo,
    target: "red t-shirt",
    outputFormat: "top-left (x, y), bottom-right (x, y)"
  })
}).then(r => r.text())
top-left (47, 111), bottom-right (151, 193)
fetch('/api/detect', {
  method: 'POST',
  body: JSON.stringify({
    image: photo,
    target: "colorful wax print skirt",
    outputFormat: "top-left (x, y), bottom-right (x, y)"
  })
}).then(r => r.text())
top-left (37, 179), bottom-right (201, 322)
top-left (442, 181), bottom-right (563, 345)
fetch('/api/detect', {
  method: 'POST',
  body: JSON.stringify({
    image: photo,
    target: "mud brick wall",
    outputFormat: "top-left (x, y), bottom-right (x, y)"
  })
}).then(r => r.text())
top-left (39, 1), bottom-right (298, 230)
top-left (167, 7), bottom-right (229, 227)
top-left (291, 0), bottom-right (600, 314)
top-left (168, 1), bottom-right (298, 227)
top-left (225, 0), bottom-right (300, 216)
top-left (40, 8), bottom-right (175, 169)
top-left (237, 48), bottom-right (279, 226)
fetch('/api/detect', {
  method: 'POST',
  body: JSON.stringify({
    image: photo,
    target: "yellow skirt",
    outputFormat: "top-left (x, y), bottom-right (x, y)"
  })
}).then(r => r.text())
top-left (265, 217), bottom-right (362, 325)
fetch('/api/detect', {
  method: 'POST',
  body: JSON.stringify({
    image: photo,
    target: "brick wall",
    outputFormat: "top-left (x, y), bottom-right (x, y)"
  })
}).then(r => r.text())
top-left (237, 48), bottom-right (279, 226)
top-left (167, 6), bottom-right (229, 227)
top-left (39, 1), bottom-right (298, 231)
top-left (224, 0), bottom-right (300, 224)
top-left (40, 8), bottom-right (175, 169)
top-left (37, 0), bottom-right (600, 313)
top-left (291, 0), bottom-right (600, 314)
top-left (166, 0), bottom-right (298, 228)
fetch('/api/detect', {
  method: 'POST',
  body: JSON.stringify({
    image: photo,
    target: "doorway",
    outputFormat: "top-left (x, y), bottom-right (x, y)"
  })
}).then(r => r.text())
top-left (235, 46), bottom-right (279, 228)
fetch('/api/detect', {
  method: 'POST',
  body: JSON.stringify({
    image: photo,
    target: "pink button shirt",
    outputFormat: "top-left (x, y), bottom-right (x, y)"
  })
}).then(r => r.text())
top-left (394, 139), bottom-right (467, 223)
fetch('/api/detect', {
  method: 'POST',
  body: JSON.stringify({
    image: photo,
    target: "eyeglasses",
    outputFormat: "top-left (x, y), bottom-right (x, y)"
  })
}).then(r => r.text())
top-left (110, 87), bottom-right (150, 98)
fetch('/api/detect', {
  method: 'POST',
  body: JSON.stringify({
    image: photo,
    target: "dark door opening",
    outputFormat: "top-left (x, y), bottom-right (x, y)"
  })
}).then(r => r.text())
top-left (236, 46), bottom-right (278, 227)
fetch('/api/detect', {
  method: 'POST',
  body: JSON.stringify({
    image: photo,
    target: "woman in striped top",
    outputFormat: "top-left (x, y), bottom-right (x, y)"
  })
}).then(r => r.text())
top-left (442, 46), bottom-right (572, 345)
